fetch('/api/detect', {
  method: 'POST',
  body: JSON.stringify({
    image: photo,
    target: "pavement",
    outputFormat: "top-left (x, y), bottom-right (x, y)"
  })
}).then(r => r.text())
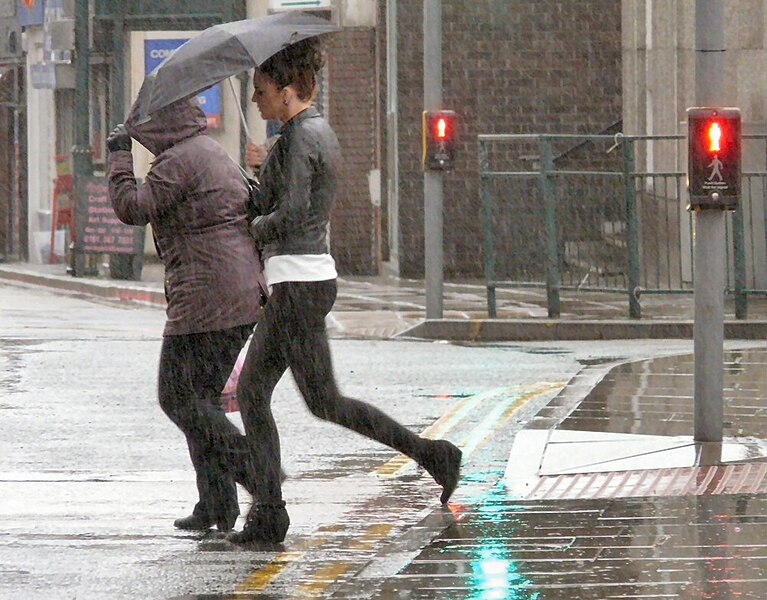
top-left (2, 259), bottom-right (767, 597)
top-left (2, 260), bottom-right (767, 341)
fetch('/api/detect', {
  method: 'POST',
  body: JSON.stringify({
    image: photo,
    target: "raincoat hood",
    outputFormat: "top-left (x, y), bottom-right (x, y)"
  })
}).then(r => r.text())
top-left (125, 97), bottom-right (207, 156)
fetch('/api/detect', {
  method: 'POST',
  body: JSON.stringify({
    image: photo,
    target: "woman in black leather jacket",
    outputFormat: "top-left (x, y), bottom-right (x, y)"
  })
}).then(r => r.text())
top-left (228, 38), bottom-right (462, 545)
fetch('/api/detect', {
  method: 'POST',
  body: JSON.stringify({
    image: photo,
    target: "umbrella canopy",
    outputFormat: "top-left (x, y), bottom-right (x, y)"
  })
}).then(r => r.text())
top-left (131, 11), bottom-right (340, 123)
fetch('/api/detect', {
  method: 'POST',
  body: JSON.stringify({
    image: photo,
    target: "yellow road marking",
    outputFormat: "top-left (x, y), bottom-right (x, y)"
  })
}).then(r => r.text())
top-left (236, 523), bottom-right (394, 596)
top-left (298, 563), bottom-right (351, 597)
top-left (469, 320), bottom-right (484, 340)
top-left (374, 383), bottom-right (565, 478)
top-left (350, 523), bottom-right (394, 549)
top-left (299, 523), bottom-right (393, 595)
top-left (458, 382), bottom-right (565, 459)
top-left (374, 453), bottom-right (413, 478)
top-left (374, 387), bottom-right (520, 478)
top-left (236, 551), bottom-right (304, 594)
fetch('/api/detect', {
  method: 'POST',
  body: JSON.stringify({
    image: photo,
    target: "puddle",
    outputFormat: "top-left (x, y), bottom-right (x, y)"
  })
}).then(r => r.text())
top-left (562, 349), bottom-right (767, 438)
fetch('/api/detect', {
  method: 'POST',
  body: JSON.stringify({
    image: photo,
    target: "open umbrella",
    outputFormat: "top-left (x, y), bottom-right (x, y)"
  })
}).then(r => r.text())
top-left (132, 11), bottom-right (340, 123)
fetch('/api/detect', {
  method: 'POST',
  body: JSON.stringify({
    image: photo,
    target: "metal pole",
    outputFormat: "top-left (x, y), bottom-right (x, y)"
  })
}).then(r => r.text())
top-left (107, 3), bottom-right (138, 279)
top-left (237, 72), bottom-right (252, 166)
top-left (10, 66), bottom-right (20, 260)
top-left (73, 0), bottom-right (93, 176)
top-left (694, 214), bottom-right (725, 441)
top-left (386, 0), bottom-right (400, 269)
top-left (423, 0), bottom-right (443, 319)
top-left (110, 4), bottom-right (125, 129)
top-left (540, 137), bottom-right (560, 318)
top-left (732, 202), bottom-right (748, 318)
top-left (479, 140), bottom-right (496, 318)
top-left (693, 0), bottom-right (725, 442)
top-left (72, 0), bottom-right (93, 277)
top-left (623, 138), bottom-right (642, 319)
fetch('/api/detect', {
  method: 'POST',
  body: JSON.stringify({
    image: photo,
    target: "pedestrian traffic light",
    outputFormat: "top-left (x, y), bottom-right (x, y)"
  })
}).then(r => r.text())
top-left (687, 107), bottom-right (741, 210)
top-left (423, 110), bottom-right (457, 171)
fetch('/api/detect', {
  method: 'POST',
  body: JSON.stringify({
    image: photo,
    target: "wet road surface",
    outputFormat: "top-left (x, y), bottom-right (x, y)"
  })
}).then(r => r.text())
top-left (2, 281), bottom-right (766, 598)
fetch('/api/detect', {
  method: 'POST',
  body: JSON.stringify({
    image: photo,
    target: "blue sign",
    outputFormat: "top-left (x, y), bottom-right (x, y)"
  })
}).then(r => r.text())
top-left (144, 38), bottom-right (222, 129)
top-left (19, 0), bottom-right (45, 27)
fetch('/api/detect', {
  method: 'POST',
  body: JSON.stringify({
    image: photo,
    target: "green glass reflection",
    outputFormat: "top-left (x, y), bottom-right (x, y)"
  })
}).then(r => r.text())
top-left (468, 540), bottom-right (538, 600)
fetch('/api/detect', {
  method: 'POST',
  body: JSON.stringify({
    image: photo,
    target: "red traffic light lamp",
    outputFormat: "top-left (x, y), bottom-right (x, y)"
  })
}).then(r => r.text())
top-left (687, 107), bottom-right (741, 210)
top-left (434, 114), bottom-right (451, 141)
top-left (423, 110), bottom-right (457, 171)
top-left (707, 121), bottom-right (722, 153)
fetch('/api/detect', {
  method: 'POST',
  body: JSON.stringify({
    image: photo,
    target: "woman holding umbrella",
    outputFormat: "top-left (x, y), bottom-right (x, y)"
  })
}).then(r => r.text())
top-left (228, 38), bottom-right (462, 545)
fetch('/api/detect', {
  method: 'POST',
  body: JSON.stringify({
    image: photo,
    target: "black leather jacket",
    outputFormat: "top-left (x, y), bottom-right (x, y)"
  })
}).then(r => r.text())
top-left (249, 107), bottom-right (341, 261)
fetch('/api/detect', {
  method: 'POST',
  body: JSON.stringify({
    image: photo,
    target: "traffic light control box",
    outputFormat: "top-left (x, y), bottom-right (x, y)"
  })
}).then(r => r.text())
top-left (687, 107), bottom-right (741, 211)
top-left (423, 110), bottom-right (457, 171)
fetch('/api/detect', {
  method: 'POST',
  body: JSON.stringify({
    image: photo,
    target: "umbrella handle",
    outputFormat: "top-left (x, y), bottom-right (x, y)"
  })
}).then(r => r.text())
top-left (227, 77), bottom-right (252, 141)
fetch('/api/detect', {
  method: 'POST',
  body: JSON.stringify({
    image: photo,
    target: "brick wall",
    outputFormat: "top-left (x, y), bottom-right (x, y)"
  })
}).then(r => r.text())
top-left (388, 0), bottom-right (622, 278)
top-left (327, 28), bottom-right (378, 275)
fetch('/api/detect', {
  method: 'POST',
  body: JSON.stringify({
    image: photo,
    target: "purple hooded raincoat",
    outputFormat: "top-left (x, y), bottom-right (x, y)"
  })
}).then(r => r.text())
top-left (108, 99), bottom-right (266, 336)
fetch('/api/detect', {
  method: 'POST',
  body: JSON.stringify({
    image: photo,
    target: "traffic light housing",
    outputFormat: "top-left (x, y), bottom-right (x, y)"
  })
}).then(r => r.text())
top-left (687, 107), bottom-right (741, 210)
top-left (423, 110), bottom-right (456, 171)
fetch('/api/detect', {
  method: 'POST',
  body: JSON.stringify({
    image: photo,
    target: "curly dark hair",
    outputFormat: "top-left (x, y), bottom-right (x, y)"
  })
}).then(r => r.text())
top-left (258, 37), bottom-right (325, 101)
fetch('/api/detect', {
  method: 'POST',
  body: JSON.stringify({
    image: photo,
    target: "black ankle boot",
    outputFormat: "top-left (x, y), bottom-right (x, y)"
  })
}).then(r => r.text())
top-left (175, 511), bottom-right (238, 532)
top-left (227, 502), bottom-right (290, 544)
top-left (174, 514), bottom-right (213, 531)
top-left (421, 439), bottom-right (462, 504)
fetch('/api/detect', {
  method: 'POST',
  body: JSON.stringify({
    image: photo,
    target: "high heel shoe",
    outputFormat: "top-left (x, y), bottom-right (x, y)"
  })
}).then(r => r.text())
top-left (420, 439), bottom-right (462, 504)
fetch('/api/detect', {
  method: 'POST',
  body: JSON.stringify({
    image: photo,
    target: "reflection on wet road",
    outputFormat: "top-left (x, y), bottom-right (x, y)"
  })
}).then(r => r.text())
top-left (561, 348), bottom-right (767, 438)
top-left (377, 491), bottom-right (767, 599)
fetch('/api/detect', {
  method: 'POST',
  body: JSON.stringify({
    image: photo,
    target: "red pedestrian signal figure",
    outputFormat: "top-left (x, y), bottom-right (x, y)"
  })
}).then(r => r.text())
top-left (423, 110), bottom-right (457, 171)
top-left (687, 107), bottom-right (741, 210)
top-left (708, 122), bottom-right (722, 153)
top-left (436, 116), bottom-right (448, 140)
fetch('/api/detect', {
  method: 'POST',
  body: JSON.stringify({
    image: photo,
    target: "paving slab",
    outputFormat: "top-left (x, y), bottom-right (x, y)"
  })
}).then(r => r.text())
top-left (367, 494), bottom-right (767, 599)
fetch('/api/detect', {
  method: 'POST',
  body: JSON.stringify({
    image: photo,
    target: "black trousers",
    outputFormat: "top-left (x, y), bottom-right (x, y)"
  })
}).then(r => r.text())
top-left (236, 280), bottom-right (427, 505)
top-left (158, 324), bottom-right (254, 523)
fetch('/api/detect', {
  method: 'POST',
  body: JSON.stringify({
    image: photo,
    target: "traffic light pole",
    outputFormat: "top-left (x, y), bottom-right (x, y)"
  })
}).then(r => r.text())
top-left (423, 0), bottom-right (443, 319)
top-left (693, 0), bottom-right (725, 443)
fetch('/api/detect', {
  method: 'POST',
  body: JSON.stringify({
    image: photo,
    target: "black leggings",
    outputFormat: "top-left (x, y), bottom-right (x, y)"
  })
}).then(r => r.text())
top-left (157, 324), bottom-right (254, 520)
top-left (236, 280), bottom-right (427, 504)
